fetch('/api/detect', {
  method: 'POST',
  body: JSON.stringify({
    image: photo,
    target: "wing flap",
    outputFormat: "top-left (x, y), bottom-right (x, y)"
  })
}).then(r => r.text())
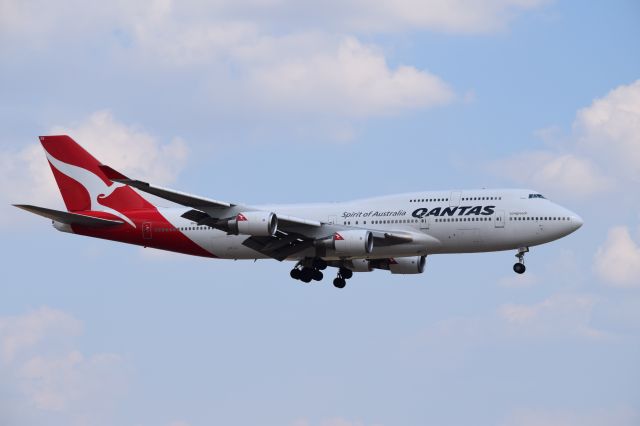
top-left (277, 214), bottom-right (322, 228)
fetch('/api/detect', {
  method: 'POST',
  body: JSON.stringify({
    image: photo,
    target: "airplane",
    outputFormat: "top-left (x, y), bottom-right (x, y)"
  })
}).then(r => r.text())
top-left (15, 135), bottom-right (583, 288)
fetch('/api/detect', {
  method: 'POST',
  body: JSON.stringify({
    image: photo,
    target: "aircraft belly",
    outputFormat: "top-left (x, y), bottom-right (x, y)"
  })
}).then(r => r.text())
top-left (210, 235), bottom-right (271, 259)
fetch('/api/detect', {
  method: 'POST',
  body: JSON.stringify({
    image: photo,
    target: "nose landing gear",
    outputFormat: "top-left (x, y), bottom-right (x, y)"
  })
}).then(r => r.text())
top-left (513, 247), bottom-right (529, 274)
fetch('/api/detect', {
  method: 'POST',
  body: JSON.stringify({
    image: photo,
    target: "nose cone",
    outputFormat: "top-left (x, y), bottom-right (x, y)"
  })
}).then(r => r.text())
top-left (572, 214), bottom-right (583, 230)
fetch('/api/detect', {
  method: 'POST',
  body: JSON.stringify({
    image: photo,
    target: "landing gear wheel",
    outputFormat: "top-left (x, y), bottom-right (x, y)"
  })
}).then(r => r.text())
top-left (312, 270), bottom-right (324, 281)
top-left (313, 258), bottom-right (328, 271)
top-left (333, 278), bottom-right (346, 288)
top-left (513, 247), bottom-right (529, 274)
top-left (300, 267), bottom-right (313, 283)
top-left (290, 268), bottom-right (301, 280)
top-left (339, 267), bottom-right (353, 279)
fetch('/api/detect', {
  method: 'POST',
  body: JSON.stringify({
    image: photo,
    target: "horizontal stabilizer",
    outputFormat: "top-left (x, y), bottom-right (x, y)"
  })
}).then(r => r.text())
top-left (14, 205), bottom-right (125, 227)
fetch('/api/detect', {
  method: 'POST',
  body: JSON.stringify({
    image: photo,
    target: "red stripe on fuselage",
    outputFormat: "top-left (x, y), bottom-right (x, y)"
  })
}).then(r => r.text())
top-left (71, 210), bottom-right (216, 258)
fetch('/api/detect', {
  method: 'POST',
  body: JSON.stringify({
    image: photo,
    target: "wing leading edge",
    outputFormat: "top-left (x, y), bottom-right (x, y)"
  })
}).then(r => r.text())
top-left (99, 165), bottom-right (233, 209)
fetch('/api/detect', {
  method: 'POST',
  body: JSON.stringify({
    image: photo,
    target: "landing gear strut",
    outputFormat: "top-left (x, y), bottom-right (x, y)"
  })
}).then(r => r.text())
top-left (513, 247), bottom-right (528, 274)
top-left (290, 258), bottom-right (325, 283)
top-left (333, 267), bottom-right (353, 289)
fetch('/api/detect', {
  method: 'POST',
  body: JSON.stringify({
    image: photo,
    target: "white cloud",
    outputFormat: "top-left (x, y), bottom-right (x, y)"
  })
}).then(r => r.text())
top-left (414, 292), bottom-right (606, 348)
top-left (574, 80), bottom-right (640, 182)
top-left (291, 418), bottom-right (381, 426)
top-left (248, 37), bottom-right (454, 116)
top-left (499, 293), bottom-right (605, 339)
top-left (495, 151), bottom-right (611, 198)
top-left (502, 406), bottom-right (639, 426)
top-left (594, 226), bottom-right (640, 288)
top-left (0, 308), bottom-right (127, 424)
top-left (345, 0), bottom-right (550, 34)
top-left (0, 307), bottom-right (82, 363)
top-left (51, 110), bottom-right (188, 184)
top-left (123, 15), bottom-right (455, 116)
top-left (0, 0), bottom-right (550, 46)
top-left (320, 419), bottom-right (368, 426)
top-left (498, 271), bottom-right (539, 288)
top-left (1, 0), bottom-right (551, 118)
top-left (19, 351), bottom-right (124, 412)
top-left (495, 79), bottom-right (640, 199)
top-left (0, 110), bottom-right (188, 226)
top-left (0, 143), bottom-right (63, 209)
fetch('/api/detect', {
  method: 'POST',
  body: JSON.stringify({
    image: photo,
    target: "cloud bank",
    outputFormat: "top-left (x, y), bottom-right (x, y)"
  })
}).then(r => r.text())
top-left (0, 111), bottom-right (188, 226)
top-left (496, 79), bottom-right (640, 199)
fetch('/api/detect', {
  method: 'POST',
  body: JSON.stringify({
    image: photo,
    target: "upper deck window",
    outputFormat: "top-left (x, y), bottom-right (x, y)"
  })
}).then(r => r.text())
top-left (528, 193), bottom-right (546, 199)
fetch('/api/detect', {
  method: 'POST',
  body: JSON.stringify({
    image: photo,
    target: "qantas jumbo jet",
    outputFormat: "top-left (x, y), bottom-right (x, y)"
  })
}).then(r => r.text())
top-left (16, 136), bottom-right (583, 288)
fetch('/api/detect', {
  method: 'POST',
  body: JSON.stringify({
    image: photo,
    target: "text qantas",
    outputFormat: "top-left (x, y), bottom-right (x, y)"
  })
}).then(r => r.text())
top-left (412, 205), bottom-right (495, 218)
top-left (341, 205), bottom-right (496, 220)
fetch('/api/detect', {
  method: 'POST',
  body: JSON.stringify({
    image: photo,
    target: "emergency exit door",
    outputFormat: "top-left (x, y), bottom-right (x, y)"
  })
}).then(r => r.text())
top-left (142, 222), bottom-right (153, 239)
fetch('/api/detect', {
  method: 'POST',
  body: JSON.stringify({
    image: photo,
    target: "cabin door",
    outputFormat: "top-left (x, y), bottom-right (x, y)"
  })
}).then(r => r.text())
top-left (142, 222), bottom-right (153, 240)
top-left (449, 191), bottom-right (461, 207)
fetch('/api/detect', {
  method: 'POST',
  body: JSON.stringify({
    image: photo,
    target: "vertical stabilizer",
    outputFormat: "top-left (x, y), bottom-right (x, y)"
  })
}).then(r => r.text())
top-left (39, 135), bottom-right (152, 212)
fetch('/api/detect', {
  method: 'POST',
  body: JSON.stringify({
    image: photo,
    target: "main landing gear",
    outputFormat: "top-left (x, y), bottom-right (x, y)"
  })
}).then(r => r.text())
top-left (513, 247), bottom-right (529, 274)
top-left (290, 259), bottom-right (353, 289)
top-left (290, 258), bottom-right (327, 283)
top-left (332, 267), bottom-right (353, 289)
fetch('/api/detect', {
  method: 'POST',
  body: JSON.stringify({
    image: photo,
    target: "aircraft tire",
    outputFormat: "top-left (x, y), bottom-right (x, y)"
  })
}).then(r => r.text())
top-left (513, 263), bottom-right (526, 274)
top-left (339, 268), bottom-right (353, 279)
top-left (300, 268), bottom-right (314, 282)
top-left (333, 278), bottom-right (346, 289)
top-left (290, 268), bottom-right (301, 280)
top-left (313, 258), bottom-right (328, 270)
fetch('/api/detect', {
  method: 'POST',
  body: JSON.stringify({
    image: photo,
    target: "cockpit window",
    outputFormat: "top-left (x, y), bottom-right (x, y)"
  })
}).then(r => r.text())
top-left (528, 193), bottom-right (546, 199)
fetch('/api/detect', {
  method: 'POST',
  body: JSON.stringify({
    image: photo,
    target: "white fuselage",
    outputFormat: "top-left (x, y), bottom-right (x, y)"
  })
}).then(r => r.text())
top-left (155, 188), bottom-right (582, 260)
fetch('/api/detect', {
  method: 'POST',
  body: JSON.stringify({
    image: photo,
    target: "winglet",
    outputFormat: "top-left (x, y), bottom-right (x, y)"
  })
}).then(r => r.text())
top-left (98, 164), bottom-right (129, 181)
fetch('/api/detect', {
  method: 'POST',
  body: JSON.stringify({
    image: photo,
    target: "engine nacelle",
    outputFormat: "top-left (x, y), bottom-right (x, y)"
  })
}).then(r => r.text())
top-left (388, 256), bottom-right (426, 274)
top-left (347, 259), bottom-right (372, 272)
top-left (229, 211), bottom-right (278, 236)
top-left (333, 230), bottom-right (373, 256)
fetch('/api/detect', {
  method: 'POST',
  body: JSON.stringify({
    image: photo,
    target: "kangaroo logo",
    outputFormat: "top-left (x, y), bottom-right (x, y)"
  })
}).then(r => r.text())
top-left (45, 152), bottom-right (137, 228)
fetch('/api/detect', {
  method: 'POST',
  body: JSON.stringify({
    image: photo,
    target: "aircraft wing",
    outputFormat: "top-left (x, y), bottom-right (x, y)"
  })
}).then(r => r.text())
top-left (99, 165), bottom-right (435, 259)
top-left (99, 165), bottom-right (233, 209)
top-left (182, 208), bottom-right (435, 260)
top-left (180, 208), bottom-right (322, 260)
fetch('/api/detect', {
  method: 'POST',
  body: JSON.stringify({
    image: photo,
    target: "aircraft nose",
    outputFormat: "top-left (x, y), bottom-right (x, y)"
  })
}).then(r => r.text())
top-left (571, 213), bottom-right (583, 231)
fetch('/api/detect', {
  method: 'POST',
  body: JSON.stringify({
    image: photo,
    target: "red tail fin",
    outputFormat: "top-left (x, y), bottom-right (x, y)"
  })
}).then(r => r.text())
top-left (40, 135), bottom-right (153, 212)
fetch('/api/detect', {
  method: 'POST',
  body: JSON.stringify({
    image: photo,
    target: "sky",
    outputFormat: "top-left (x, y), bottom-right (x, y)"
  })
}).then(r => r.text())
top-left (0, 1), bottom-right (639, 425)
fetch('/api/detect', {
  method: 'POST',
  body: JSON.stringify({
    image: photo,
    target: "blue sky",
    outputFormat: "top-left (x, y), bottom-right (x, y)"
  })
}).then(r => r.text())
top-left (1, 1), bottom-right (639, 425)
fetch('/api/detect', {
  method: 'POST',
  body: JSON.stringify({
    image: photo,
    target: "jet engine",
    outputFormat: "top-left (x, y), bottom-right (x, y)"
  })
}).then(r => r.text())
top-left (347, 259), bottom-right (373, 272)
top-left (333, 230), bottom-right (373, 256)
top-left (225, 211), bottom-right (278, 236)
top-left (388, 256), bottom-right (426, 274)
